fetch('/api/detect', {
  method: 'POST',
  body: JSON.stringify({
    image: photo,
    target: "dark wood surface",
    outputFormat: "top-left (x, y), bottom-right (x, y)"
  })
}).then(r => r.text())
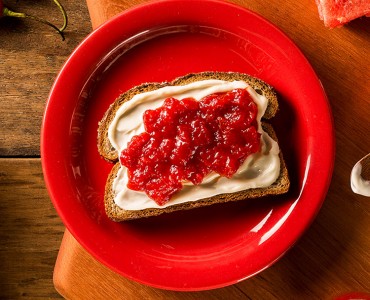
top-left (0, 1), bottom-right (91, 298)
top-left (1, 0), bottom-right (369, 299)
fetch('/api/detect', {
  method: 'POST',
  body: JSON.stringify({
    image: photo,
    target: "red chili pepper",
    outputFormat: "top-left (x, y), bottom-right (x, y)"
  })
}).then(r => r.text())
top-left (0, 0), bottom-right (68, 40)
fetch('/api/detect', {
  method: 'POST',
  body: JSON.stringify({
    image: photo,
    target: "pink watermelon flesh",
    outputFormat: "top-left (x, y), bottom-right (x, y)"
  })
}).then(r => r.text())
top-left (316, 0), bottom-right (370, 28)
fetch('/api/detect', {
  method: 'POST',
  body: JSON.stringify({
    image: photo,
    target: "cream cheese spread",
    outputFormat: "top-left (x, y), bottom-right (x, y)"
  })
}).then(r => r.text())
top-left (350, 162), bottom-right (370, 197)
top-left (108, 80), bottom-right (281, 210)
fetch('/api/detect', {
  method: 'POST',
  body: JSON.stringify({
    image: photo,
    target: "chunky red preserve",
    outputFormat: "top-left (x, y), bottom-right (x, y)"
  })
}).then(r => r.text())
top-left (120, 88), bottom-right (261, 205)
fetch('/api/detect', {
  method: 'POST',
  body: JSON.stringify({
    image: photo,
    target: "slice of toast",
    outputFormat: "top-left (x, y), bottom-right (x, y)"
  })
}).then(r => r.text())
top-left (98, 72), bottom-right (289, 221)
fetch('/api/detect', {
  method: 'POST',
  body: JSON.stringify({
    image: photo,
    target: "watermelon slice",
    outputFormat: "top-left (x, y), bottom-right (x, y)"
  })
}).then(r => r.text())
top-left (315, 0), bottom-right (370, 28)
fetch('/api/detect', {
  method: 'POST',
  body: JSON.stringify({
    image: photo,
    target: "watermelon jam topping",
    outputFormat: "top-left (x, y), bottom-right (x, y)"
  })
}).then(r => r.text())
top-left (119, 88), bottom-right (261, 205)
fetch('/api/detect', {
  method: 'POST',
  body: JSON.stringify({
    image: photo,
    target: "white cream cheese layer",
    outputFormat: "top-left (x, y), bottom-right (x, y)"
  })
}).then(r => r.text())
top-left (108, 80), bottom-right (281, 210)
top-left (350, 162), bottom-right (370, 197)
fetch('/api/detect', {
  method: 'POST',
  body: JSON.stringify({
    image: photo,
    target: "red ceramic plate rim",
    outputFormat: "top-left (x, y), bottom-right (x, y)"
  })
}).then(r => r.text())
top-left (41, 0), bottom-right (335, 291)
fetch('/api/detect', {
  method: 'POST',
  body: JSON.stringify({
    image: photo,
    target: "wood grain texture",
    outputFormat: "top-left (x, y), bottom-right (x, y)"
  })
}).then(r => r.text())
top-left (0, 0), bottom-right (91, 156)
top-left (0, 159), bottom-right (64, 299)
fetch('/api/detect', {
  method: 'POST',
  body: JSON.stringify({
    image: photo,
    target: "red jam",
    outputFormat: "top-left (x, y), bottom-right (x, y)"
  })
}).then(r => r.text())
top-left (120, 88), bottom-right (261, 205)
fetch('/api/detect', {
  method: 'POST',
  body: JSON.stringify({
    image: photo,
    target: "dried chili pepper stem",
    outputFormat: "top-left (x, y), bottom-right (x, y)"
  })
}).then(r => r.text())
top-left (1, 0), bottom-right (68, 40)
top-left (52, 0), bottom-right (68, 32)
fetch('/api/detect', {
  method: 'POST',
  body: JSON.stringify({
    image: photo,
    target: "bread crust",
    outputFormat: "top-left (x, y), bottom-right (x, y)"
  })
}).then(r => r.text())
top-left (98, 72), bottom-right (289, 221)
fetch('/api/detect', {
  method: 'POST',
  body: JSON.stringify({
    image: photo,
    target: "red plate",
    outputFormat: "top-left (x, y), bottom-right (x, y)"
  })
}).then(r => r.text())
top-left (41, 0), bottom-right (334, 291)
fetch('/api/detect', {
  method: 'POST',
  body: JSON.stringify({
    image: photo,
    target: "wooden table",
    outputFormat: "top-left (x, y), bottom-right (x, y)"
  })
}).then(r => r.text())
top-left (0, 0), bottom-right (369, 299)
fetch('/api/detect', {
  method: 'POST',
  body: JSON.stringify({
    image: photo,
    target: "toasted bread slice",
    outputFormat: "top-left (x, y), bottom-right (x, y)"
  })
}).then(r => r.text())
top-left (98, 72), bottom-right (278, 162)
top-left (104, 123), bottom-right (289, 221)
top-left (98, 71), bottom-right (289, 221)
